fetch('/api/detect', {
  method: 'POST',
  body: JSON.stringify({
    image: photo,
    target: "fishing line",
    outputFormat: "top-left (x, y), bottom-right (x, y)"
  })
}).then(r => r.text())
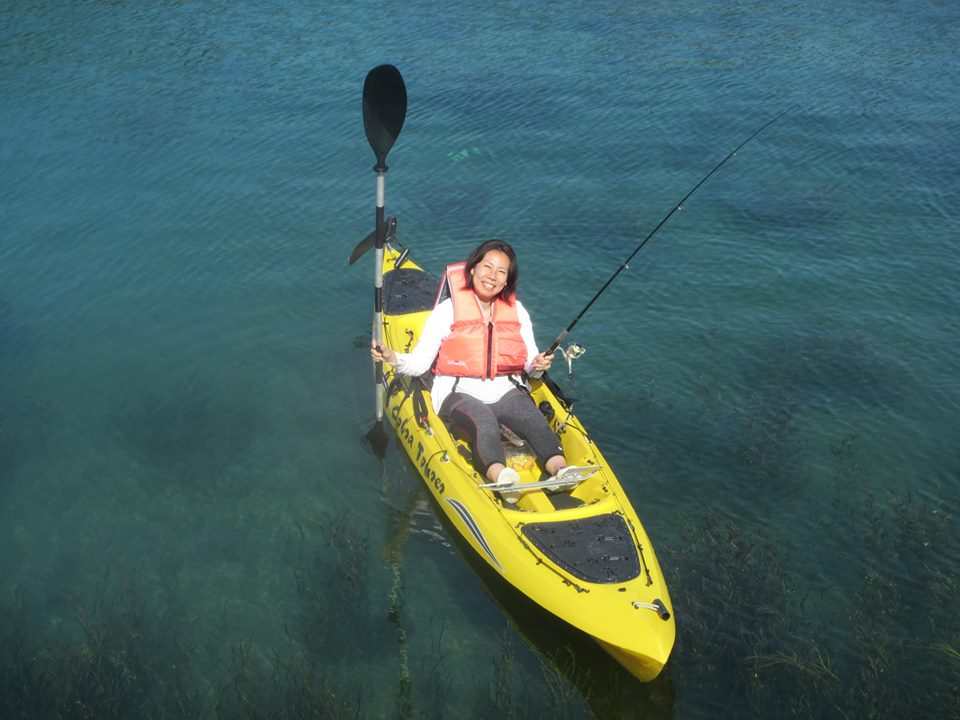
top-left (546, 105), bottom-right (797, 355)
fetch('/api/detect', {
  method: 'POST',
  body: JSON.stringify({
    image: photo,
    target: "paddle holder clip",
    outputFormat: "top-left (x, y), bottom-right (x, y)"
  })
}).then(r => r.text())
top-left (556, 342), bottom-right (586, 377)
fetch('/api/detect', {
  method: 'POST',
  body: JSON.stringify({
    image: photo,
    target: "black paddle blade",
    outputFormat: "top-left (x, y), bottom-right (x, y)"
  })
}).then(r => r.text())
top-left (348, 216), bottom-right (397, 265)
top-left (362, 65), bottom-right (407, 170)
top-left (363, 420), bottom-right (390, 459)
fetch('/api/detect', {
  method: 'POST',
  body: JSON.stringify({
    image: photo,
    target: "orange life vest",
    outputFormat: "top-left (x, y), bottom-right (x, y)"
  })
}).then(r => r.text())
top-left (434, 262), bottom-right (527, 379)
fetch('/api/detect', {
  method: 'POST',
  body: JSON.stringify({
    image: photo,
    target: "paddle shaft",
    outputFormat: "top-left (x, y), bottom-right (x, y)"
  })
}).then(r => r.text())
top-left (373, 170), bottom-right (386, 421)
top-left (546, 106), bottom-right (796, 355)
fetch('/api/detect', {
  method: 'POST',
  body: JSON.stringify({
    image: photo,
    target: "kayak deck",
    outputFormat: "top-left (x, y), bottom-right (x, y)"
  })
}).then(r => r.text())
top-left (377, 241), bottom-right (675, 682)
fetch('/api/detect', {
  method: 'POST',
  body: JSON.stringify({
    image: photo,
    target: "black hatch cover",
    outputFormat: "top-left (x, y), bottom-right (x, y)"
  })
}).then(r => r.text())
top-left (521, 513), bottom-right (641, 584)
top-left (383, 267), bottom-right (437, 315)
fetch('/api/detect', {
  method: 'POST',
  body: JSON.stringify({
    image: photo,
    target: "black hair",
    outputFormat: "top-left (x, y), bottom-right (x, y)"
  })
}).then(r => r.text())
top-left (462, 239), bottom-right (519, 302)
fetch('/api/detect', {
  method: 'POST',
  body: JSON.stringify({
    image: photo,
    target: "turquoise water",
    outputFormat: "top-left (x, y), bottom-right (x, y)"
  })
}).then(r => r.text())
top-left (2, 1), bottom-right (958, 718)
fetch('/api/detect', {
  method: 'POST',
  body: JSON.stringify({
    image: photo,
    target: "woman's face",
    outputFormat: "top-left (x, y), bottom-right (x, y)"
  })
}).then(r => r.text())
top-left (470, 249), bottom-right (511, 303)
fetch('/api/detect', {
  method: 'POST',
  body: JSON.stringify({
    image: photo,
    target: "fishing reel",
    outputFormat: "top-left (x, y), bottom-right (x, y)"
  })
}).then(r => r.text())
top-left (556, 342), bottom-right (586, 377)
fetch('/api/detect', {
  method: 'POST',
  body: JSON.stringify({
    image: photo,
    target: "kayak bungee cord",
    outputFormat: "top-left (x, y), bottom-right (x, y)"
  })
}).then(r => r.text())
top-left (546, 106), bottom-right (797, 358)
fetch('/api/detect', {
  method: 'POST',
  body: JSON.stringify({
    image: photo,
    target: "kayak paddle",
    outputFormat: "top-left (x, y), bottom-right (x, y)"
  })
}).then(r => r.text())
top-left (348, 216), bottom-right (397, 266)
top-left (362, 64), bottom-right (407, 456)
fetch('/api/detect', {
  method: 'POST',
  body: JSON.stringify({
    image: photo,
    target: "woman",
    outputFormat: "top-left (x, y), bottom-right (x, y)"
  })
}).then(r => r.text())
top-left (371, 239), bottom-right (574, 487)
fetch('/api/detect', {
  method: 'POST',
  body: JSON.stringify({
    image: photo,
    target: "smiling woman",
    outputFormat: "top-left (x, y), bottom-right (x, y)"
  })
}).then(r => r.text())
top-left (468, 243), bottom-right (513, 306)
top-left (372, 238), bottom-right (570, 487)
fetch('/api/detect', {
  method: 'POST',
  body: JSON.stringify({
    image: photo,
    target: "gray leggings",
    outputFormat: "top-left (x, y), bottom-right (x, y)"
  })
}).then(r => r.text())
top-left (439, 388), bottom-right (564, 474)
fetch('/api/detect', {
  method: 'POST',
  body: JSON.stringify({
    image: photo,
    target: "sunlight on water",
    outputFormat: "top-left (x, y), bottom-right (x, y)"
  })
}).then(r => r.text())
top-left (1, 0), bottom-right (958, 718)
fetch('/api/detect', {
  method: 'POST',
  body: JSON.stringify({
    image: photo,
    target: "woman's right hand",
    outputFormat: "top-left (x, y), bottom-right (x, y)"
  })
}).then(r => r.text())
top-left (371, 339), bottom-right (397, 365)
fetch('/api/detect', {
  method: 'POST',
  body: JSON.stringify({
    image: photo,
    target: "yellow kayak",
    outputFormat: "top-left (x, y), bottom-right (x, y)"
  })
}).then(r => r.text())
top-left (377, 241), bottom-right (675, 682)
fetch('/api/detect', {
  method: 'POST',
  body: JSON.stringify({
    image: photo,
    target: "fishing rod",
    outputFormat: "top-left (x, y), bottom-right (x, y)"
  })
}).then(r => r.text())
top-left (546, 106), bottom-right (796, 357)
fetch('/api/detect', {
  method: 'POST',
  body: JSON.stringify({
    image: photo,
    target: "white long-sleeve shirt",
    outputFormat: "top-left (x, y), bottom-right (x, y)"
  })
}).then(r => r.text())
top-left (393, 297), bottom-right (543, 414)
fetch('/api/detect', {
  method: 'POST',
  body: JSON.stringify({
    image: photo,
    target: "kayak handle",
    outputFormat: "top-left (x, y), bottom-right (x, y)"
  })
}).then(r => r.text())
top-left (633, 598), bottom-right (671, 621)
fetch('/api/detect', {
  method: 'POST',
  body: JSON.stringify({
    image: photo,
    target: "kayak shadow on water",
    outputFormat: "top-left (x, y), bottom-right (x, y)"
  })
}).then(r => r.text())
top-left (421, 488), bottom-right (677, 720)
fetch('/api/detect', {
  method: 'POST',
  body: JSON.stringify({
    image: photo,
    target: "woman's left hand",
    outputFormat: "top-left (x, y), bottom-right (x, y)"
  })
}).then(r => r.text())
top-left (532, 352), bottom-right (554, 373)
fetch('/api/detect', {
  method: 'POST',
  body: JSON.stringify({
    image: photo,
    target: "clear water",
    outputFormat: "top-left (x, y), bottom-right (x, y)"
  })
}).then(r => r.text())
top-left (1, 1), bottom-right (958, 718)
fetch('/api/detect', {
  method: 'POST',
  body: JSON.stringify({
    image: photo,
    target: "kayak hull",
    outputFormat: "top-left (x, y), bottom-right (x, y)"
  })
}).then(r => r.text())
top-left (596, 637), bottom-right (673, 683)
top-left (377, 242), bottom-right (675, 681)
